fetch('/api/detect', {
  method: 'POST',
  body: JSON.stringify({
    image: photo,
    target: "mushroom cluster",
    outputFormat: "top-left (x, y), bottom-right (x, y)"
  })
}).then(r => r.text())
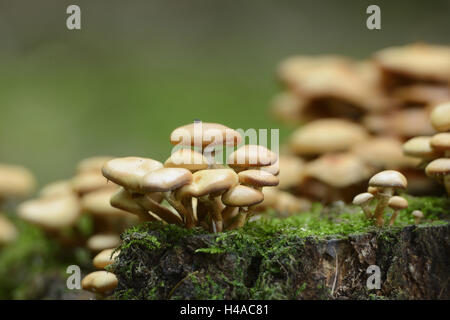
top-left (103, 121), bottom-right (279, 232)
top-left (271, 43), bottom-right (450, 204)
top-left (403, 102), bottom-right (450, 195)
top-left (17, 156), bottom-right (132, 250)
top-left (353, 170), bottom-right (408, 227)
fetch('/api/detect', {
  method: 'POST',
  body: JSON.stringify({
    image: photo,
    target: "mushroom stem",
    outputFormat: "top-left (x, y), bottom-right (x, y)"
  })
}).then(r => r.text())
top-left (360, 204), bottom-right (373, 220)
top-left (389, 210), bottom-right (399, 226)
top-left (226, 208), bottom-right (247, 230)
top-left (162, 191), bottom-right (191, 224)
top-left (136, 194), bottom-right (183, 225)
top-left (373, 188), bottom-right (393, 227)
top-left (180, 197), bottom-right (196, 229)
top-left (208, 195), bottom-right (223, 233)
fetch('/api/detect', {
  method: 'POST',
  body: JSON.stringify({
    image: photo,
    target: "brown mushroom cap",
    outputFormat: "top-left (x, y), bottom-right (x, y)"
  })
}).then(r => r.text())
top-left (164, 149), bottom-right (209, 171)
top-left (227, 145), bottom-right (278, 168)
top-left (39, 180), bottom-right (74, 197)
top-left (72, 171), bottom-right (113, 195)
top-left (289, 119), bottom-right (368, 155)
top-left (77, 156), bottom-right (114, 174)
top-left (388, 196), bottom-right (408, 210)
top-left (0, 214), bottom-right (18, 245)
top-left (140, 168), bottom-right (192, 192)
top-left (425, 158), bottom-right (450, 179)
top-left (86, 233), bottom-right (121, 252)
top-left (102, 157), bottom-right (163, 192)
top-left (0, 164), bottom-right (36, 199)
top-left (392, 84), bottom-right (450, 106)
top-left (260, 159), bottom-right (280, 176)
top-left (374, 43), bottom-right (450, 83)
top-left (352, 192), bottom-right (374, 206)
top-left (369, 170), bottom-right (408, 190)
top-left (305, 153), bottom-right (373, 188)
top-left (222, 185), bottom-right (264, 207)
top-left (93, 249), bottom-right (120, 269)
top-left (177, 169), bottom-right (238, 198)
top-left (170, 122), bottom-right (242, 148)
top-left (430, 102), bottom-right (450, 132)
top-left (276, 155), bottom-right (305, 189)
top-left (412, 210), bottom-right (424, 219)
top-left (270, 92), bottom-right (305, 125)
top-left (403, 136), bottom-right (442, 160)
top-left (430, 133), bottom-right (450, 153)
top-left (17, 194), bottom-right (81, 230)
top-left (81, 188), bottom-right (129, 218)
top-left (238, 170), bottom-right (279, 187)
top-left (81, 271), bottom-right (118, 293)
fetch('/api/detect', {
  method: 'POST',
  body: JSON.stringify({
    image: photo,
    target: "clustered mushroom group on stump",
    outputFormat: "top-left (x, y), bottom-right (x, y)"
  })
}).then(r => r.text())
top-left (103, 121), bottom-right (279, 232)
top-left (271, 43), bottom-right (450, 204)
top-left (0, 163), bottom-right (36, 246)
top-left (353, 170), bottom-right (409, 227)
top-left (403, 102), bottom-right (450, 195)
top-left (17, 156), bottom-right (136, 251)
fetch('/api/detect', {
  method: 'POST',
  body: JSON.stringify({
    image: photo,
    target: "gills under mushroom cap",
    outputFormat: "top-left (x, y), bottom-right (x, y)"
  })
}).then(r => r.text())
top-left (81, 188), bottom-right (129, 218)
top-left (238, 170), bottom-right (279, 187)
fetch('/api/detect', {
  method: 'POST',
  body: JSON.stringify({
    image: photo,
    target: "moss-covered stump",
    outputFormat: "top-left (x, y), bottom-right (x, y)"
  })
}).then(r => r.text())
top-left (112, 196), bottom-right (450, 300)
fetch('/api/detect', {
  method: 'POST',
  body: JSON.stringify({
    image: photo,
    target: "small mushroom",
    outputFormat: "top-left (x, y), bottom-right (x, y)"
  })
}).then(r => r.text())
top-left (77, 156), bottom-right (114, 174)
top-left (0, 214), bottom-right (18, 246)
top-left (0, 164), bottom-right (36, 203)
top-left (93, 248), bottom-right (120, 269)
top-left (227, 145), bottom-right (278, 170)
top-left (368, 170), bottom-right (408, 227)
top-left (412, 210), bottom-right (424, 224)
top-left (164, 148), bottom-right (209, 171)
top-left (387, 196), bottom-right (408, 226)
top-left (39, 180), bottom-right (75, 197)
top-left (425, 158), bottom-right (450, 195)
top-left (430, 102), bottom-right (450, 132)
top-left (352, 192), bottom-right (374, 219)
top-left (430, 132), bottom-right (450, 158)
top-left (72, 171), bottom-right (113, 196)
top-left (81, 271), bottom-right (118, 294)
top-left (86, 233), bottom-right (121, 252)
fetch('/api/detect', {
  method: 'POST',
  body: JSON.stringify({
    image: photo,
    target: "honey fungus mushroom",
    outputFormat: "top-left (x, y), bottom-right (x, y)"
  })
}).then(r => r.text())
top-left (81, 270), bottom-right (118, 295)
top-left (0, 164), bottom-right (36, 205)
top-left (93, 248), bottom-right (120, 269)
top-left (387, 196), bottom-right (408, 226)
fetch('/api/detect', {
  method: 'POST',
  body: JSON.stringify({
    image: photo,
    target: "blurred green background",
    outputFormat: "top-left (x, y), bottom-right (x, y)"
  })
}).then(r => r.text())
top-left (0, 0), bottom-right (449, 186)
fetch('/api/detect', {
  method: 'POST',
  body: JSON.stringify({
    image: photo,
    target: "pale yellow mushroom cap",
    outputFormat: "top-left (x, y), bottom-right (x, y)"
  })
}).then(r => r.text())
top-left (227, 145), bottom-right (278, 169)
top-left (17, 194), bottom-right (80, 230)
top-left (0, 214), bottom-right (18, 245)
top-left (369, 170), bottom-right (408, 190)
top-left (260, 159), bottom-right (280, 176)
top-left (238, 170), bottom-right (279, 187)
top-left (170, 122), bottom-right (242, 148)
top-left (412, 210), bottom-right (424, 219)
top-left (77, 156), bottom-right (114, 174)
top-left (0, 164), bottom-right (36, 199)
top-left (164, 149), bottom-right (209, 171)
top-left (270, 92), bottom-right (305, 125)
top-left (72, 171), bottom-right (113, 195)
top-left (430, 133), bottom-right (450, 153)
top-left (425, 158), bottom-right (450, 179)
top-left (140, 168), bottom-right (192, 192)
top-left (352, 192), bottom-right (374, 206)
top-left (430, 102), bottom-right (450, 132)
top-left (388, 196), bottom-right (408, 210)
top-left (86, 233), bottom-right (121, 252)
top-left (276, 155), bottom-right (305, 189)
top-left (403, 136), bottom-right (441, 160)
top-left (289, 119), bottom-right (368, 155)
top-left (93, 249), bottom-right (120, 269)
top-left (177, 169), bottom-right (238, 198)
top-left (81, 271), bottom-right (118, 293)
top-left (80, 188), bottom-right (129, 218)
top-left (102, 157), bottom-right (163, 192)
top-left (221, 185), bottom-right (264, 207)
top-left (39, 180), bottom-right (74, 197)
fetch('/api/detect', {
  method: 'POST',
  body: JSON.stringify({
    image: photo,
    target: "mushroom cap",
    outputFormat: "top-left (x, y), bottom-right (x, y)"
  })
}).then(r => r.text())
top-left (425, 158), bottom-right (450, 178)
top-left (289, 119), bottom-right (368, 155)
top-left (368, 170), bottom-right (408, 189)
top-left (367, 186), bottom-right (378, 195)
top-left (276, 155), bottom-right (306, 189)
top-left (227, 145), bottom-right (278, 168)
top-left (77, 156), bottom-right (114, 174)
top-left (403, 136), bottom-right (442, 160)
top-left (81, 271), bottom-right (118, 293)
top-left (86, 233), bottom-right (121, 252)
top-left (164, 149), bottom-right (209, 171)
top-left (374, 43), bottom-right (450, 82)
top-left (221, 185), bottom-right (264, 207)
top-left (412, 210), bottom-right (424, 218)
top-left (260, 160), bottom-right (280, 176)
top-left (80, 188), bottom-right (129, 218)
top-left (140, 168), bottom-right (192, 192)
top-left (430, 133), bottom-right (450, 153)
top-left (102, 157), bottom-right (163, 192)
top-left (305, 153), bottom-right (373, 188)
top-left (238, 170), bottom-right (279, 187)
top-left (72, 171), bottom-right (113, 195)
top-left (270, 92), bottom-right (305, 125)
top-left (388, 196), bottom-right (409, 210)
top-left (0, 214), bottom-right (18, 245)
top-left (177, 169), bottom-right (238, 198)
top-left (352, 192), bottom-right (374, 206)
top-left (93, 249), bottom-right (120, 269)
top-left (17, 194), bottom-right (81, 230)
top-left (170, 122), bottom-right (242, 148)
top-left (430, 102), bottom-right (450, 132)
top-left (353, 137), bottom-right (421, 169)
top-left (0, 164), bottom-right (36, 199)
top-left (39, 180), bottom-right (74, 197)
top-left (393, 84), bottom-right (450, 106)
